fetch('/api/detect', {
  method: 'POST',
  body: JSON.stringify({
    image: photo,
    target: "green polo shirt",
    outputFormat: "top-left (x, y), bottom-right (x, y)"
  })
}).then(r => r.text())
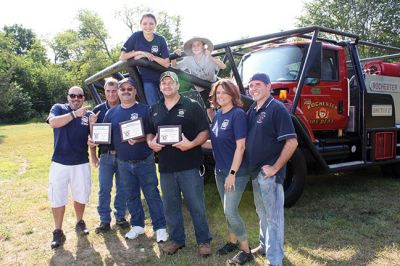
top-left (148, 95), bottom-right (209, 173)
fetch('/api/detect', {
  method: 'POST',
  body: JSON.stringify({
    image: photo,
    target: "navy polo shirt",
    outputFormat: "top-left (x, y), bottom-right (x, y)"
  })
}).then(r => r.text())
top-left (47, 103), bottom-right (90, 165)
top-left (210, 107), bottom-right (248, 172)
top-left (148, 95), bottom-right (209, 173)
top-left (103, 103), bottom-right (152, 161)
top-left (121, 31), bottom-right (169, 82)
top-left (246, 96), bottom-right (297, 184)
top-left (93, 102), bottom-right (115, 153)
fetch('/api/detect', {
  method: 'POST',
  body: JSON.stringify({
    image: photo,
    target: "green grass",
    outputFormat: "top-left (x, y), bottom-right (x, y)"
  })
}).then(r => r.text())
top-left (1, 122), bottom-right (400, 265)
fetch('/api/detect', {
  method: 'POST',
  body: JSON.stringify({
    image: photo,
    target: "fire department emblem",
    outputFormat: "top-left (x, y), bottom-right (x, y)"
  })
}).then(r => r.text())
top-left (177, 109), bottom-right (185, 117)
top-left (316, 108), bottom-right (329, 119)
top-left (221, 119), bottom-right (229, 130)
top-left (151, 45), bottom-right (159, 54)
top-left (81, 116), bottom-right (89, 126)
top-left (257, 112), bottom-right (266, 124)
top-left (130, 113), bottom-right (138, 120)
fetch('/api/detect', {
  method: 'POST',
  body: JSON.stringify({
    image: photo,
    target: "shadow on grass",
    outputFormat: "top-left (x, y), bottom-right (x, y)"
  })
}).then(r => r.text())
top-left (0, 134), bottom-right (6, 144)
top-left (284, 167), bottom-right (400, 265)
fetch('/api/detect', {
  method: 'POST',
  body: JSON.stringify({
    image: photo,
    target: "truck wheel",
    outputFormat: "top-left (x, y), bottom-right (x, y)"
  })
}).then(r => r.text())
top-left (284, 148), bottom-right (307, 207)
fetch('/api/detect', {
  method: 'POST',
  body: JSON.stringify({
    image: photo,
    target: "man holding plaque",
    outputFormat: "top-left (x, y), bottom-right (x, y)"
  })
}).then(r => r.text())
top-left (47, 86), bottom-right (93, 249)
top-left (89, 78), bottom-right (129, 233)
top-left (147, 71), bottom-right (212, 257)
top-left (103, 78), bottom-right (168, 242)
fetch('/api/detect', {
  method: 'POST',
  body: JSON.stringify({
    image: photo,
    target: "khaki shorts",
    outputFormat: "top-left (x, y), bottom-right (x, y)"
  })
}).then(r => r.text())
top-left (48, 162), bottom-right (91, 208)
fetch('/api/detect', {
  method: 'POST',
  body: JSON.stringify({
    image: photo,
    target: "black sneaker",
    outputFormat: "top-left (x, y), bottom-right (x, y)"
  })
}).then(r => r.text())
top-left (75, 220), bottom-right (89, 235)
top-left (95, 222), bottom-right (111, 234)
top-left (228, 250), bottom-right (254, 265)
top-left (51, 229), bottom-right (66, 249)
top-left (217, 242), bottom-right (239, 255)
top-left (116, 218), bottom-right (130, 229)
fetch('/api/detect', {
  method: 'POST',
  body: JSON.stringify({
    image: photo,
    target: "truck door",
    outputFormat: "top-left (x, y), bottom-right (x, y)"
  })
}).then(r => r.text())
top-left (301, 48), bottom-right (348, 130)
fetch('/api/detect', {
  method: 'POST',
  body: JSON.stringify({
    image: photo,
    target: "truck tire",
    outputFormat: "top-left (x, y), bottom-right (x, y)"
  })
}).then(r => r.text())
top-left (284, 148), bottom-right (307, 207)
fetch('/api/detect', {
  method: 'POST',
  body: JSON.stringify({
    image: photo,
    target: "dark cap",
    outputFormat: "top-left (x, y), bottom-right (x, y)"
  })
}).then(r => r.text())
top-left (160, 71), bottom-right (179, 83)
top-left (249, 73), bottom-right (271, 84)
top-left (117, 78), bottom-right (137, 88)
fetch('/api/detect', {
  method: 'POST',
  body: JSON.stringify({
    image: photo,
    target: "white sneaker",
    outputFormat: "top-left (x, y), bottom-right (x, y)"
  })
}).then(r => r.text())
top-left (156, 228), bottom-right (168, 243)
top-left (125, 226), bottom-right (145, 240)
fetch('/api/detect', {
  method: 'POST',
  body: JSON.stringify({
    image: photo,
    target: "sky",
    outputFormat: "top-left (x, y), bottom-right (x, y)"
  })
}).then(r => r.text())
top-left (0, 0), bottom-right (307, 48)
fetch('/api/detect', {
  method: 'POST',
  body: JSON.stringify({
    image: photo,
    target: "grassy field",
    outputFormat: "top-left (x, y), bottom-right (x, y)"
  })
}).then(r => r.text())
top-left (1, 122), bottom-right (400, 265)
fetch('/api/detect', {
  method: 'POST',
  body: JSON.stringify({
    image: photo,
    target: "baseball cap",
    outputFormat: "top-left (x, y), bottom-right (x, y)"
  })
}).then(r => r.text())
top-left (160, 71), bottom-right (179, 83)
top-left (249, 73), bottom-right (271, 84)
top-left (117, 78), bottom-right (137, 88)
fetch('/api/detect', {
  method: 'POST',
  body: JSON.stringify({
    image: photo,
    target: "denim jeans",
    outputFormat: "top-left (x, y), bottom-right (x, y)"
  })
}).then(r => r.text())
top-left (117, 154), bottom-right (166, 230)
top-left (252, 171), bottom-right (284, 266)
top-left (97, 153), bottom-right (126, 223)
top-left (215, 169), bottom-right (249, 242)
top-left (143, 81), bottom-right (161, 106)
top-left (160, 168), bottom-right (212, 246)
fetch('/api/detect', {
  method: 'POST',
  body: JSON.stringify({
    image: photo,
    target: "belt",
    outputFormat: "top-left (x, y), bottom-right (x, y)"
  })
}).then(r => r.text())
top-left (100, 150), bottom-right (116, 155)
top-left (127, 158), bottom-right (145, 163)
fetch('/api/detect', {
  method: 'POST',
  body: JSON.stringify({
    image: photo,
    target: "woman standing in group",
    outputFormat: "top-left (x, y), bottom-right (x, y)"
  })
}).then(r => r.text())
top-left (207, 79), bottom-right (253, 264)
top-left (120, 13), bottom-right (170, 105)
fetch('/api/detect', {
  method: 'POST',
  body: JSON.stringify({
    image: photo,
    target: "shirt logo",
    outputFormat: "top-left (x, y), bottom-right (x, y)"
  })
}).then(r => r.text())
top-left (81, 116), bottom-right (89, 126)
top-left (221, 119), bottom-right (229, 130)
top-left (256, 112), bottom-right (266, 124)
top-left (131, 113), bottom-right (138, 120)
top-left (212, 121), bottom-right (219, 137)
top-left (151, 45), bottom-right (159, 54)
top-left (177, 109), bottom-right (185, 117)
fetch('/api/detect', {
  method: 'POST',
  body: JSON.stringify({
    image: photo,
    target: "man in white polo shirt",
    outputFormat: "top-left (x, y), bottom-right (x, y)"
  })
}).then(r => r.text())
top-left (47, 86), bottom-right (93, 249)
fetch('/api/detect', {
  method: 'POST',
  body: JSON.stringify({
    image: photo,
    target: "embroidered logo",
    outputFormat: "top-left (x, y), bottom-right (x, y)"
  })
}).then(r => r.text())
top-left (81, 116), bottom-right (89, 126)
top-left (212, 121), bottom-right (219, 137)
top-left (177, 109), bottom-right (185, 117)
top-left (256, 112), bottom-right (266, 124)
top-left (130, 113), bottom-right (138, 120)
top-left (221, 119), bottom-right (229, 130)
top-left (151, 45), bottom-right (159, 54)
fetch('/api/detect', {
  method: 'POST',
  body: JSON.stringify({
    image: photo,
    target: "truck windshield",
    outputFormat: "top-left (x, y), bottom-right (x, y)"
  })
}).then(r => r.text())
top-left (240, 45), bottom-right (305, 83)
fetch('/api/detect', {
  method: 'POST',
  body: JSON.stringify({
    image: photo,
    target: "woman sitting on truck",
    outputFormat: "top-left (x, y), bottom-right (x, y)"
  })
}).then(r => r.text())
top-left (120, 13), bottom-right (170, 105)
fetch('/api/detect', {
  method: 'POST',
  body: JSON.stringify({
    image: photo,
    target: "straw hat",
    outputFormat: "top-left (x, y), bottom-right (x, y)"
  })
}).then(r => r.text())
top-left (183, 37), bottom-right (214, 56)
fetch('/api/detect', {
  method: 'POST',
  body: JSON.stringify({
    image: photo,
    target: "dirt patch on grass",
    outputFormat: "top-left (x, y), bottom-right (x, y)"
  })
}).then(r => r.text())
top-left (16, 155), bottom-right (29, 176)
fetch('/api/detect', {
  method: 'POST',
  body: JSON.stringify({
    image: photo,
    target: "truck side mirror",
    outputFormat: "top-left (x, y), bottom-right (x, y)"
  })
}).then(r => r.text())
top-left (305, 42), bottom-right (322, 79)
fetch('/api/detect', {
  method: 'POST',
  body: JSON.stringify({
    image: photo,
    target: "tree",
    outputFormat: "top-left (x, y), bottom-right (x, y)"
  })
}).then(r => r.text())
top-left (115, 6), bottom-right (183, 51)
top-left (297, 0), bottom-right (400, 56)
top-left (3, 24), bottom-right (36, 55)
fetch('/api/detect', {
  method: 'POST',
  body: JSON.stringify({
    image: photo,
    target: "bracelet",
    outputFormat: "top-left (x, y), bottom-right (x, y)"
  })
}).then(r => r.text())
top-left (70, 111), bottom-right (76, 119)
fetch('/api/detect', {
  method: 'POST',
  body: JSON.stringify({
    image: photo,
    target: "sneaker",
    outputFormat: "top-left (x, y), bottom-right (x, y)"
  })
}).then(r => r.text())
top-left (198, 243), bottom-right (212, 257)
top-left (116, 218), bottom-right (130, 229)
top-left (228, 250), bottom-right (254, 265)
top-left (162, 241), bottom-right (185, 255)
top-left (156, 228), bottom-right (168, 243)
top-left (217, 242), bottom-right (239, 255)
top-left (125, 226), bottom-right (144, 240)
top-left (51, 229), bottom-right (66, 249)
top-left (95, 222), bottom-right (111, 234)
top-left (251, 245), bottom-right (266, 257)
top-left (75, 220), bottom-right (89, 235)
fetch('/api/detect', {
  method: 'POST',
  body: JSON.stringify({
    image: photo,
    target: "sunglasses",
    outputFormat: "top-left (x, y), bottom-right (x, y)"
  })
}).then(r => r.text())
top-left (119, 87), bottom-right (134, 92)
top-left (68, 94), bottom-right (84, 99)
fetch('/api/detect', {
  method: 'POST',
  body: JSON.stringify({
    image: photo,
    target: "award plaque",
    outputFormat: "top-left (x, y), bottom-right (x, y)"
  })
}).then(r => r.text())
top-left (158, 125), bottom-right (182, 145)
top-left (92, 123), bottom-right (111, 144)
top-left (119, 118), bottom-right (144, 142)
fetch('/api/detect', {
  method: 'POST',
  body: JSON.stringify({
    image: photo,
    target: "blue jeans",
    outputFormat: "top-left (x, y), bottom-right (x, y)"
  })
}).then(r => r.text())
top-left (117, 155), bottom-right (166, 230)
top-left (143, 81), bottom-right (161, 106)
top-left (215, 169), bottom-right (249, 242)
top-left (252, 171), bottom-right (284, 266)
top-left (97, 153), bottom-right (126, 223)
top-left (160, 168), bottom-right (212, 246)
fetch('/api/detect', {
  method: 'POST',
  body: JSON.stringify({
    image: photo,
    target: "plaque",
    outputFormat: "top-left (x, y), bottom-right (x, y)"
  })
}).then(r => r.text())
top-left (119, 118), bottom-right (144, 142)
top-left (92, 123), bottom-right (111, 144)
top-left (158, 125), bottom-right (182, 145)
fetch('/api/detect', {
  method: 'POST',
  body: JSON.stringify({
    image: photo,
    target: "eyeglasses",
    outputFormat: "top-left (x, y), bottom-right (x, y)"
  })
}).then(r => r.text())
top-left (119, 87), bottom-right (134, 92)
top-left (68, 94), bottom-right (84, 99)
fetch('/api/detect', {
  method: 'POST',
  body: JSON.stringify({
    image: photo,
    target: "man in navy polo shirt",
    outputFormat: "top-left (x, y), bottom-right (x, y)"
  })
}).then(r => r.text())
top-left (103, 78), bottom-right (167, 242)
top-left (47, 86), bottom-right (93, 249)
top-left (89, 78), bottom-right (129, 233)
top-left (246, 73), bottom-right (298, 266)
top-left (147, 71), bottom-right (212, 257)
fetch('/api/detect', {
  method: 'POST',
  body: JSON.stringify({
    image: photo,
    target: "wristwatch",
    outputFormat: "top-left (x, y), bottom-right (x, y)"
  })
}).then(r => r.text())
top-left (230, 169), bottom-right (236, 175)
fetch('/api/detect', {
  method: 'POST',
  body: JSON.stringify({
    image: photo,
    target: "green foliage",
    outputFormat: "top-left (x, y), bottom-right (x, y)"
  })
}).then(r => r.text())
top-left (3, 24), bottom-right (36, 55)
top-left (297, 0), bottom-right (400, 57)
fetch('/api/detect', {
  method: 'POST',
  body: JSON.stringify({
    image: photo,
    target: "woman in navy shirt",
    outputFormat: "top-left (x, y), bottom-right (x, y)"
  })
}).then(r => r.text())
top-left (120, 13), bottom-right (170, 105)
top-left (207, 79), bottom-right (253, 264)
